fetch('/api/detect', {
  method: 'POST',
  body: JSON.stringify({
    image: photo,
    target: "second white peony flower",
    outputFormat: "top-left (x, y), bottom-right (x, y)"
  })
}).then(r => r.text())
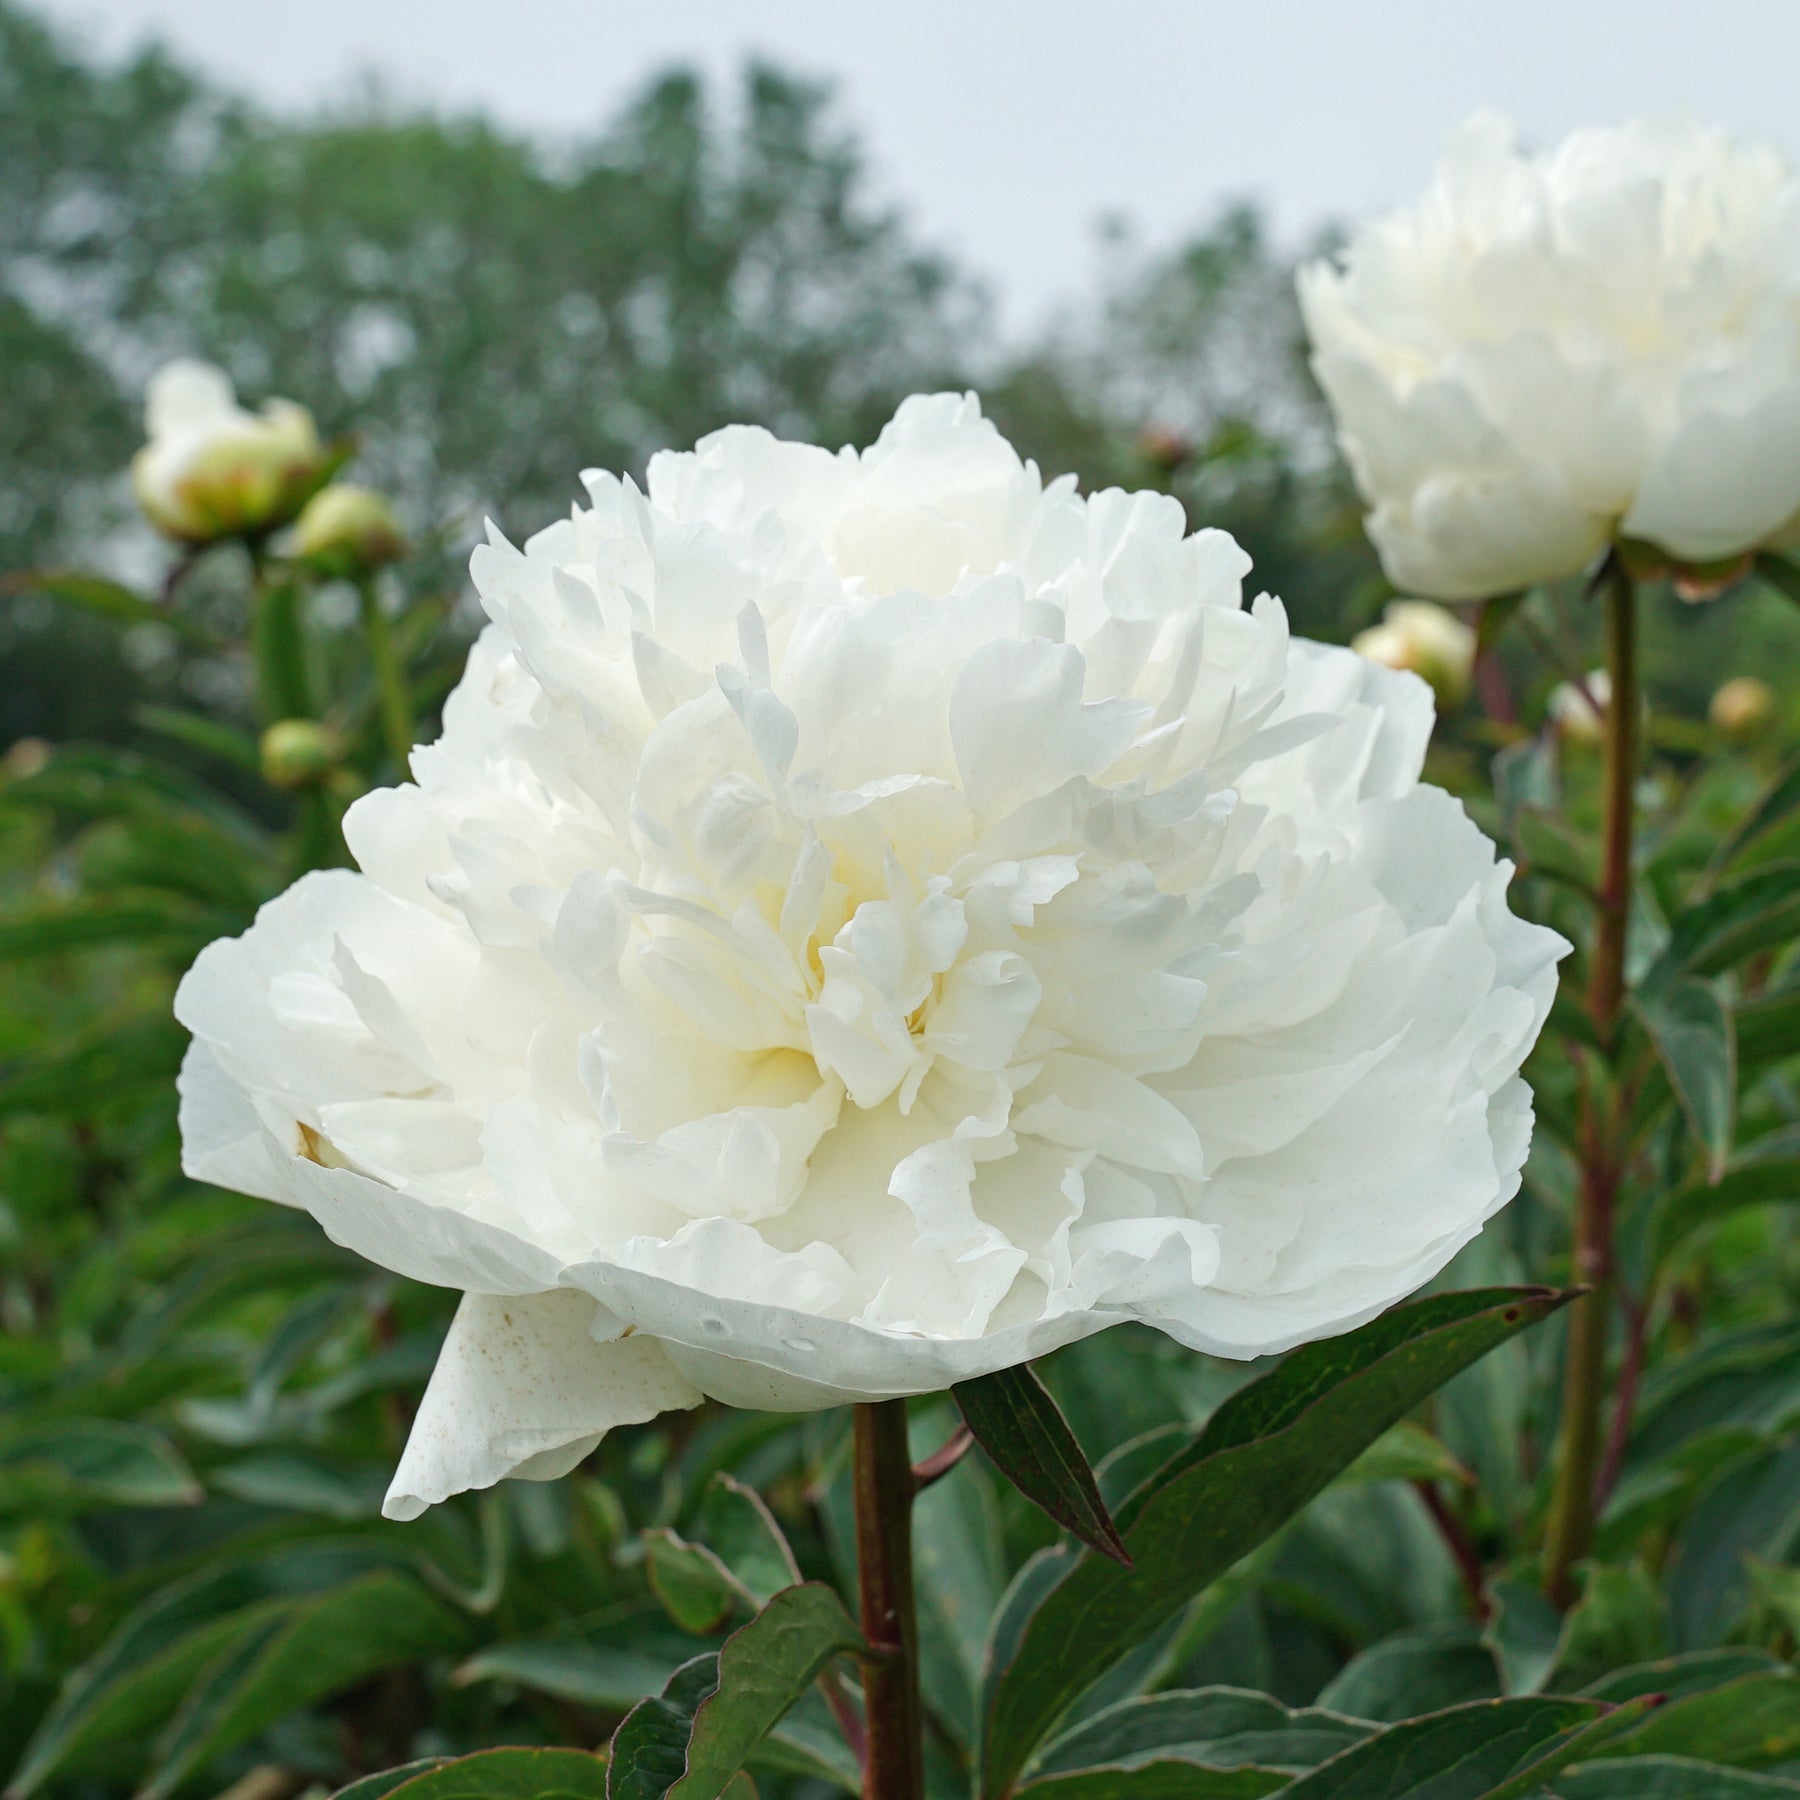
top-left (175, 396), bottom-right (1566, 1519)
top-left (1301, 114), bottom-right (1800, 599)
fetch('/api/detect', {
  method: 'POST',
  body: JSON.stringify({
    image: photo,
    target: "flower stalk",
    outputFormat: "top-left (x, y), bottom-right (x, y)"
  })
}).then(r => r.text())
top-left (1543, 556), bottom-right (1638, 1607)
top-left (852, 1400), bottom-right (925, 1800)
top-left (359, 578), bottom-right (416, 774)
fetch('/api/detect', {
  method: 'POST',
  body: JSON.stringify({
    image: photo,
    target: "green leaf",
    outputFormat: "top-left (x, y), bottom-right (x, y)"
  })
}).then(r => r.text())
top-left (1587, 1669), bottom-right (1800, 1767)
top-left (369, 1748), bottom-right (611, 1797)
top-left (1483, 1578), bottom-right (1564, 1697)
top-left (607, 1584), bottom-right (863, 1800)
top-left (1736, 983), bottom-right (1800, 1072)
top-left (645, 1529), bottom-right (745, 1635)
top-left (1643, 1127), bottom-right (1800, 1283)
top-left (1, 569), bottom-right (220, 647)
top-left (691, 1474), bottom-right (802, 1607)
top-left (1582, 1649), bottom-right (1784, 1706)
top-left (1754, 549), bottom-right (1800, 610)
top-left (0, 1420), bottom-right (200, 1515)
top-left (1477, 591), bottom-right (1529, 657)
top-left (454, 1632), bottom-right (694, 1712)
top-left (1016, 1763), bottom-right (1286, 1797)
top-left (1034, 1687), bottom-right (1372, 1778)
top-left (1337, 1420), bottom-right (1470, 1489)
top-left (1706, 755), bottom-right (1800, 881)
top-left (1643, 865), bottom-right (1800, 992)
top-left (0, 1013), bottom-right (188, 1120)
top-left (1631, 975), bottom-right (1735, 1179)
top-left (0, 895), bottom-right (220, 961)
top-left (328, 1761), bottom-right (450, 1800)
top-left (1667, 1434), bottom-right (1800, 1650)
top-left (1747, 1556), bottom-right (1800, 1638)
top-left (1270, 1695), bottom-right (1647, 1800)
top-left (140, 1569), bottom-right (473, 1799)
top-left (1556, 1758), bottom-right (1800, 1797)
top-left (977, 1287), bottom-right (1572, 1797)
top-left (955, 1363), bottom-right (1130, 1565)
top-left (1317, 1624), bottom-right (1500, 1722)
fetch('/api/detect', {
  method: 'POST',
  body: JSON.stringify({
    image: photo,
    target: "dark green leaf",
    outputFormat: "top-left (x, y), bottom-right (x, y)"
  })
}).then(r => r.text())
top-left (1667, 1435), bottom-right (1800, 1650)
top-left (0, 895), bottom-right (219, 961)
top-left (1476, 592), bottom-right (1528, 657)
top-left (1016, 1762), bottom-right (1286, 1797)
top-left (645, 1529), bottom-right (744, 1635)
top-left (141, 1570), bottom-right (473, 1799)
top-left (1736, 983), bottom-right (1800, 1071)
top-left (375, 1747), bottom-right (611, 1797)
top-left (607, 1584), bottom-right (862, 1800)
top-left (1556, 1758), bottom-right (1800, 1797)
top-left (1643, 1127), bottom-right (1800, 1283)
top-left (1631, 975), bottom-right (1735, 1179)
top-left (1582, 1649), bottom-right (1785, 1705)
top-left (1317, 1624), bottom-right (1500, 1722)
top-left (0, 1420), bottom-right (200, 1515)
top-left (1034, 1687), bottom-right (1372, 1778)
top-left (455, 1633), bottom-right (694, 1713)
top-left (977, 1287), bottom-right (1572, 1797)
top-left (1587, 1670), bottom-right (1800, 1767)
top-left (1643, 865), bottom-right (1800, 992)
top-left (1707, 754), bottom-right (1800, 881)
top-left (692, 1474), bottom-right (802, 1607)
top-left (1, 569), bottom-right (220, 647)
top-left (1272, 1695), bottom-right (1646, 1800)
top-left (0, 1013), bottom-right (188, 1120)
top-left (328, 1761), bottom-right (450, 1799)
top-left (955, 1362), bottom-right (1130, 1565)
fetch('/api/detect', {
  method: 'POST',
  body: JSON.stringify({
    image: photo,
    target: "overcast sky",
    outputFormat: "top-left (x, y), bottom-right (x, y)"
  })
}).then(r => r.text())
top-left (42, 0), bottom-right (1800, 330)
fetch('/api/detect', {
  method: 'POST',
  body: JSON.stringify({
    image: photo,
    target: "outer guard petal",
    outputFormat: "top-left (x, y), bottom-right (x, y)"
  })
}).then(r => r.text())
top-left (383, 1289), bottom-right (702, 1519)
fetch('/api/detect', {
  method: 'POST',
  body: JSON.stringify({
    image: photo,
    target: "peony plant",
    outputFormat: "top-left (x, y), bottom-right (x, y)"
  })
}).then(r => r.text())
top-left (175, 395), bottom-right (1566, 1794)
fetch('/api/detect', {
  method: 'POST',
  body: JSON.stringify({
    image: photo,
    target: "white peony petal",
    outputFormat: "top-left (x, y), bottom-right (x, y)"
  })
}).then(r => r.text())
top-left (383, 1289), bottom-right (702, 1519)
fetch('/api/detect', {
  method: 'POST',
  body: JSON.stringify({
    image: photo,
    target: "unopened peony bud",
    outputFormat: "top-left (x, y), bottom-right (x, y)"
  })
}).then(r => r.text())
top-left (1548, 671), bottom-right (1610, 745)
top-left (1351, 601), bottom-right (1476, 710)
top-left (1138, 426), bottom-right (1193, 474)
top-left (290, 484), bottom-right (406, 574)
top-left (132, 360), bottom-right (324, 545)
top-left (3, 738), bottom-right (51, 782)
top-left (1710, 676), bottom-right (1776, 738)
top-left (260, 720), bottom-right (343, 791)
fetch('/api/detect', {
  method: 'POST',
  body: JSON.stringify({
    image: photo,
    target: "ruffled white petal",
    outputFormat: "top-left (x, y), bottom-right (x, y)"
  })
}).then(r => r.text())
top-left (175, 392), bottom-right (1567, 1513)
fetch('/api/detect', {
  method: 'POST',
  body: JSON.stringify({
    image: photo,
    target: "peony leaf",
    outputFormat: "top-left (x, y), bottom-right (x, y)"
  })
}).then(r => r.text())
top-left (1268, 1693), bottom-right (1657, 1800)
top-left (693, 1472), bottom-right (803, 1606)
top-left (0, 1420), bottom-right (200, 1516)
top-left (1705, 754), bottom-right (1800, 882)
top-left (953, 1363), bottom-right (1130, 1566)
top-left (1736, 982), bottom-right (1800, 1072)
top-left (1631, 976), bottom-right (1736, 1180)
top-left (977, 1286), bottom-right (1574, 1798)
top-left (1642, 864), bottom-right (1800, 993)
top-left (1581, 1669), bottom-right (1800, 1768)
top-left (0, 568), bottom-right (221, 647)
top-left (1031, 1687), bottom-right (1372, 1779)
top-left (336, 1748), bottom-right (610, 1798)
top-left (1640, 1125), bottom-right (1800, 1284)
top-left (1553, 1759), bottom-right (1800, 1797)
top-left (607, 1583), bottom-right (862, 1800)
top-left (1014, 1762), bottom-right (1286, 1797)
top-left (0, 895), bottom-right (224, 962)
top-left (645, 1529), bottom-right (746, 1635)
top-left (138, 1569), bottom-right (473, 1800)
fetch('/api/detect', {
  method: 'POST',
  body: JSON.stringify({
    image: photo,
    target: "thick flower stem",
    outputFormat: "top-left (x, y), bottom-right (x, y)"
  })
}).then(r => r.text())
top-left (1543, 559), bottom-right (1637, 1608)
top-left (852, 1400), bottom-right (925, 1800)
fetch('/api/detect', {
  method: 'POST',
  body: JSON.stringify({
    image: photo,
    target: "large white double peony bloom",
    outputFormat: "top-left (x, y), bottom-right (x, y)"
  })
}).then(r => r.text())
top-left (1301, 114), bottom-right (1800, 599)
top-left (176, 396), bottom-right (1565, 1518)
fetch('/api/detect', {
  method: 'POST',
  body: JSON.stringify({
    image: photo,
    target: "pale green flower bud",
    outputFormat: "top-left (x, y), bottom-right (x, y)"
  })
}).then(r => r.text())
top-left (1709, 675), bottom-right (1776, 739)
top-left (131, 360), bottom-right (324, 544)
top-left (290, 484), bottom-right (406, 574)
top-left (1351, 601), bottom-right (1476, 710)
top-left (260, 719), bottom-right (343, 791)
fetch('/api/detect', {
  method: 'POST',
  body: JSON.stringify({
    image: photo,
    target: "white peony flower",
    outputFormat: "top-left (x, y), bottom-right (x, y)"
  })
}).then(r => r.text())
top-left (1300, 114), bottom-right (1800, 600)
top-left (175, 395), bottom-right (1566, 1519)
top-left (132, 359), bottom-right (324, 544)
top-left (1351, 601), bottom-right (1477, 710)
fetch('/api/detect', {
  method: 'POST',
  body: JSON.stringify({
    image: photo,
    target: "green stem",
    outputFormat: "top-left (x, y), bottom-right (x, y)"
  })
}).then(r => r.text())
top-left (852, 1401), bottom-right (924, 1800)
top-left (359, 578), bottom-right (416, 774)
top-left (251, 554), bottom-right (313, 725)
top-left (1543, 558), bottom-right (1637, 1608)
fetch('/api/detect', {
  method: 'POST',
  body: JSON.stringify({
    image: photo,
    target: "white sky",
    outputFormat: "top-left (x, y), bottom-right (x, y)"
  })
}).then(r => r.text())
top-left (41, 0), bottom-right (1800, 331)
